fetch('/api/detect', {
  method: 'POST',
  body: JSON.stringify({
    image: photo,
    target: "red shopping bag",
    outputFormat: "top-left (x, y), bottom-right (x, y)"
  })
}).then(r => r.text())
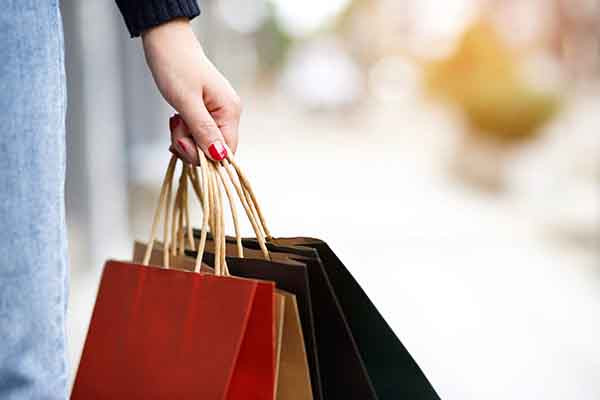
top-left (71, 261), bottom-right (275, 399)
top-left (71, 155), bottom-right (276, 399)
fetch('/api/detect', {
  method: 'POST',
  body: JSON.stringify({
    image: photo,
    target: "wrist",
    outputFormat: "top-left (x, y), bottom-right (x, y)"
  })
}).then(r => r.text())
top-left (142, 17), bottom-right (206, 62)
top-left (141, 17), bottom-right (194, 43)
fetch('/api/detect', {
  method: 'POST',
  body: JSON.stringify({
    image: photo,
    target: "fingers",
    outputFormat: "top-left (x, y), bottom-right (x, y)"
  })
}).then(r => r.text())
top-left (218, 119), bottom-right (240, 154)
top-left (169, 90), bottom-right (242, 162)
top-left (179, 101), bottom-right (229, 161)
top-left (169, 114), bottom-right (199, 165)
top-left (215, 93), bottom-right (242, 154)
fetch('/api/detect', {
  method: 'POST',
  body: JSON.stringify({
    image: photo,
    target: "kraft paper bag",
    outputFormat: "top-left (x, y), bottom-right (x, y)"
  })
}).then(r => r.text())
top-left (274, 292), bottom-right (285, 398)
top-left (277, 292), bottom-right (313, 400)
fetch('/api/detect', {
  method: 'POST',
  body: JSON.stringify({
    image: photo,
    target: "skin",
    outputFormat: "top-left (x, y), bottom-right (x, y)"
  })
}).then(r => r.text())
top-left (142, 17), bottom-right (241, 162)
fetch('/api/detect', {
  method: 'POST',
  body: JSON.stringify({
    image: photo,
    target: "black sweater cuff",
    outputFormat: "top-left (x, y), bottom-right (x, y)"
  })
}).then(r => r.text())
top-left (116, 0), bottom-right (201, 38)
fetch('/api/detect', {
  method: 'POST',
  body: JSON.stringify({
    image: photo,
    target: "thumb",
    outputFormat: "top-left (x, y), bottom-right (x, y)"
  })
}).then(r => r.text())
top-left (179, 102), bottom-right (228, 161)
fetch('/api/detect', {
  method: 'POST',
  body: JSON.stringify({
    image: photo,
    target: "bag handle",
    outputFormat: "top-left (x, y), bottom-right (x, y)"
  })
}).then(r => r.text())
top-left (221, 146), bottom-right (272, 242)
top-left (142, 154), bottom-right (176, 267)
top-left (172, 154), bottom-right (271, 261)
top-left (207, 160), bottom-right (226, 275)
top-left (142, 153), bottom-right (231, 275)
top-left (170, 165), bottom-right (196, 258)
top-left (169, 166), bottom-right (185, 259)
top-left (182, 165), bottom-right (195, 252)
top-left (215, 163), bottom-right (243, 258)
top-left (218, 157), bottom-right (270, 259)
top-left (185, 161), bottom-right (244, 259)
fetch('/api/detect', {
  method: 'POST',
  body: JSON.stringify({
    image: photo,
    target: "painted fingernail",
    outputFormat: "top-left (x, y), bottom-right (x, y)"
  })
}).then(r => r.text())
top-left (176, 138), bottom-right (189, 153)
top-left (208, 142), bottom-right (227, 161)
top-left (175, 139), bottom-right (194, 164)
top-left (169, 114), bottom-right (181, 131)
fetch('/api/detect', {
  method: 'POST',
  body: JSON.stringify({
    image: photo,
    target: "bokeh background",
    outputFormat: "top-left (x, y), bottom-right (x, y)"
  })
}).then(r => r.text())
top-left (61, 0), bottom-right (600, 398)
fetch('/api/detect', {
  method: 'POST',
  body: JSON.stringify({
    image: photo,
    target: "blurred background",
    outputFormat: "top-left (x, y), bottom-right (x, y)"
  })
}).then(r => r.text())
top-left (61, 0), bottom-right (599, 398)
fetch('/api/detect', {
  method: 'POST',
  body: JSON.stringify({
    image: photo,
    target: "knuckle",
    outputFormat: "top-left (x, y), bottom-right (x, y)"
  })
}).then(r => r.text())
top-left (192, 123), bottom-right (221, 144)
top-left (193, 119), bottom-right (218, 132)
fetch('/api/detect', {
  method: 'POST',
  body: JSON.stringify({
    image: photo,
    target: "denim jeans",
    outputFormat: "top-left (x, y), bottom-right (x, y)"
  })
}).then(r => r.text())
top-left (0, 1), bottom-right (68, 399)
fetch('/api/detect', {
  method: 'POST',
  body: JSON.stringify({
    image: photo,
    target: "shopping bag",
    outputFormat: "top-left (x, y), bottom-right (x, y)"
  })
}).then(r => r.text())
top-left (71, 155), bottom-right (277, 400)
top-left (274, 292), bottom-right (286, 397)
top-left (255, 238), bottom-right (441, 400)
top-left (71, 261), bottom-right (276, 400)
top-left (133, 241), bottom-right (314, 400)
top-left (277, 291), bottom-right (314, 400)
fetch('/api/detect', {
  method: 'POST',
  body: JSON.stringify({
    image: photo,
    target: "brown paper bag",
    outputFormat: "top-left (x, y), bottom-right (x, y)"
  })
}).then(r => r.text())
top-left (274, 291), bottom-right (286, 398)
top-left (133, 241), bottom-right (313, 400)
top-left (277, 291), bottom-right (313, 400)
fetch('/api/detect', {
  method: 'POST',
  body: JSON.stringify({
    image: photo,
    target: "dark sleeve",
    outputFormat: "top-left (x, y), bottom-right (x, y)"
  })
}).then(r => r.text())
top-left (115, 0), bottom-right (201, 38)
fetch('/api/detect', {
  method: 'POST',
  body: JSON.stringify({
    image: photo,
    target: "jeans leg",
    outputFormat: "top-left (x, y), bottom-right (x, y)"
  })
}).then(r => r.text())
top-left (0, 1), bottom-right (68, 399)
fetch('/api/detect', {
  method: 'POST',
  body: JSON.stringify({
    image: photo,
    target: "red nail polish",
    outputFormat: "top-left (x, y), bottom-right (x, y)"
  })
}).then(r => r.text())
top-left (208, 142), bottom-right (227, 161)
top-left (169, 115), bottom-right (180, 131)
top-left (176, 138), bottom-right (188, 152)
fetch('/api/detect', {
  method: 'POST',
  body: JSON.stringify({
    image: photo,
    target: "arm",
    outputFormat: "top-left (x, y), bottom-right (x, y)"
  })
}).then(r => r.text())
top-left (116, 1), bottom-right (240, 162)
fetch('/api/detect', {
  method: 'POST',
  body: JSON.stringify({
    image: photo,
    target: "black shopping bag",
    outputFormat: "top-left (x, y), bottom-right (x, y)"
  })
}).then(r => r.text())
top-left (247, 237), bottom-right (441, 400)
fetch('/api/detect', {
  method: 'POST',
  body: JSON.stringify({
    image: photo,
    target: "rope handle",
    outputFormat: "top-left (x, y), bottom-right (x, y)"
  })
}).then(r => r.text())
top-left (169, 150), bottom-right (272, 261)
top-left (223, 145), bottom-right (272, 241)
top-left (219, 158), bottom-right (270, 260)
top-left (166, 165), bottom-right (196, 260)
top-left (142, 153), bottom-right (227, 275)
top-left (142, 155), bottom-right (175, 267)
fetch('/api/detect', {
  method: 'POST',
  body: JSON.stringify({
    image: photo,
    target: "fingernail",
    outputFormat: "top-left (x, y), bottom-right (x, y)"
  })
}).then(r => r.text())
top-left (169, 145), bottom-right (176, 154)
top-left (208, 142), bottom-right (227, 161)
top-left (176, 138), bottom-right (189, 153)
top-left (175, 139), bottom-right (194, 164)
top-left (169, 114), bottom-right (181, 131)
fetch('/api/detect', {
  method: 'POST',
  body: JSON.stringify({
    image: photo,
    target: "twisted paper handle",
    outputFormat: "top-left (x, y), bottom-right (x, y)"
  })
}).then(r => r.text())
top-left (142, 153), bottom-right (229, 275)
top-left (224, 154), bottom-right (272, 241)
top-left (142, 155), bottom-right (176, 267)
top-left (170, 151), bottom-right (272, 261)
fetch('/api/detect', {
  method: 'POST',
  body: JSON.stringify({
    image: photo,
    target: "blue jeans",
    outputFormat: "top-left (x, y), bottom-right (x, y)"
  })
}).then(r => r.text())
top-left (0, 1), bottom-right (68, 399)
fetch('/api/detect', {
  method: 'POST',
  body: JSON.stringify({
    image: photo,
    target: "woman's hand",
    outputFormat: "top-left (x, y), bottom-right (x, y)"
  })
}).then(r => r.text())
top-left (142, 18), bottom-right (241, 162)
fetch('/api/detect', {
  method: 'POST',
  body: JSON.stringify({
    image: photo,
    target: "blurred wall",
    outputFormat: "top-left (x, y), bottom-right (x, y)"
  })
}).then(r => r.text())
top-left (62, 0), bottom-right (130, 269)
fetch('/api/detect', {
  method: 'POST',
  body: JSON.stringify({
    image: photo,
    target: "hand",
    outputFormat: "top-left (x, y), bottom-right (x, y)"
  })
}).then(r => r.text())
top-left (142, 18), bottom-right (241, 162)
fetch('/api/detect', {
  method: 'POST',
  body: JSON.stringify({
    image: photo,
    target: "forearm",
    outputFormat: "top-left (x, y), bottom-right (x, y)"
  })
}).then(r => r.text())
top-left (116, 0), bottom-right (240, 162)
